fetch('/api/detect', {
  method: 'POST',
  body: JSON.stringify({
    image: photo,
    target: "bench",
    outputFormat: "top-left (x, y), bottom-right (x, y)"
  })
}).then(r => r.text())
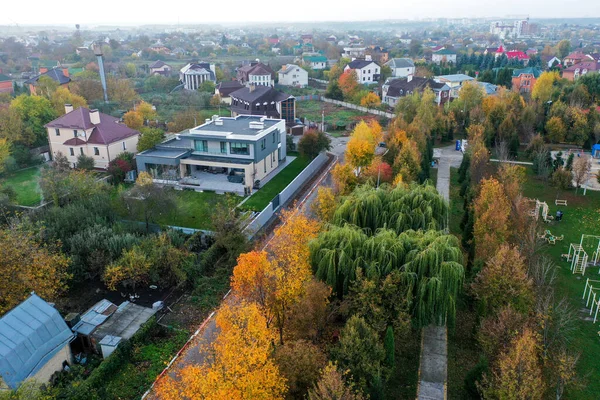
top-left (555, 199), bottom-right (567, 206)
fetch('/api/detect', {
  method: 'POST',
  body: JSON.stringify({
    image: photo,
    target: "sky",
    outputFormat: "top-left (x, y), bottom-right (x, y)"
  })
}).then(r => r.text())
top-left (1, 0), bottom-right (599, 26)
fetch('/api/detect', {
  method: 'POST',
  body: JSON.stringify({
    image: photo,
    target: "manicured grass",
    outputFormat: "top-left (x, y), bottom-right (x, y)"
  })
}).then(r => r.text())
top-left (241, 156), bottom-right (312, 212)
top-left (0, 166), bottom-right (42, 206)
top-left (155, 190), bottom-right (241, 230)
top-left (521, 168), bottom-right (600, 400)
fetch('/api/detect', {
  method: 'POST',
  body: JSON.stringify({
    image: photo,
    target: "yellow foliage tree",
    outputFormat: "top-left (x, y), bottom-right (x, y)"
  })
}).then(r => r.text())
top-left (123, 110), bottom-right (143, 130)
top-left (50, 86), bottom-right (88, 115)
top-left (0, 138), bottom-right (9, 174)
top-left (231, 250), bottom-right (276, 321)
top-left (0, 227), bottom-right (71, 315)
top-left (473, 178), bottom-right (511, 262)
top-left (136, 171), bottom-right (154, 186)
top-left (312, 187), bottom-right (337, 222)
top-left (332, 162), bottom-right (358, 195)
top-left (532, 71), bottom-right (559, 103)
top-left (136, 101), bottom-right (157, 121)
top-left (103, 247), bottom-right (151, 291)
top-left (360, 92), bottom-right (381, 108)
top-left (155, 302), bottom-right (286, 400)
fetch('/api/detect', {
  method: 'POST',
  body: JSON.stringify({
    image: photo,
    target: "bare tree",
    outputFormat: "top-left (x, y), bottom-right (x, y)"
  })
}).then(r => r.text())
top-left (495, 139), bottom-right (510, 161)
top-left (572, 157), bottom-right (591, 193)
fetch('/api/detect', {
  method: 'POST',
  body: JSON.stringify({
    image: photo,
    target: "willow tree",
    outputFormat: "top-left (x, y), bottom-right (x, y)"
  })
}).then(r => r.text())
top-left (332, 183), bottom-right (448, 235)
top-left (310, 227), bottom-right (464, 326)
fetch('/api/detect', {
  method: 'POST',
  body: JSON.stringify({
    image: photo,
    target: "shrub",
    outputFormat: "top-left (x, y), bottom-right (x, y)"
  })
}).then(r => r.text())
top-left (550, 167), bottom-right (572, 190)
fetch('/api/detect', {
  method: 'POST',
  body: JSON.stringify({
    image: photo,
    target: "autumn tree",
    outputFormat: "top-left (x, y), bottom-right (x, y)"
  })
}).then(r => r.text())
top-left (298, 129), bottom-right (331, 159)
top-left (477, 306), bottom-right (528, 363)
top-left (136, 101), bottom-right (157, 121)
top-left (0, 226), bottom-right (71, 315)
top-left (345, 121), bottom-right (379, 175)
top-left (471, 245), bottom-right (534, 316)
top-left (546, 116), bottom-right (566, 143)
top-left (50, 86), bottom-right (87, 115)
top-left (360, 92), bottom-right (381, 108)
top-left (532, 71), bottom-right (559, 103)
top-left (121, 171), bottom-right (175, 232)
top-left (473, 178), bottom-right (511, 262)
top-left (286, 279), bottom-right (331, 342)
top-left (338, 70), bottom-right (359, 100)
top-left (107, 77), bottom-right (138, 106)
top-left (274, 339), bottom-right (327, 399)
top-left (103, 247), bottom-right (151, 292)
top-left (308, 363), bottom-right (364, 400)
top-left (312, 187), bottom-right (337, 222)
top-left (0, 139), bottom-right (9, 174)
top-left (10, 94), bottom-right (57, 145)
top-left (467, 124), bottom-right (489, 185)
top-left (557, 39), bottom-right (571, 59)
top-left (155, 302), bottom-right (286, 400)
top-left (481, 329), bottom-right (545, 400)
top-left (123, 110), bottom-right (144, 130)
top-left (572, 156), bottom-right (591, 193)
top-left (332, 162), bottom-right (359, 195)
top-left (137, 127), bottom-right (165, 152)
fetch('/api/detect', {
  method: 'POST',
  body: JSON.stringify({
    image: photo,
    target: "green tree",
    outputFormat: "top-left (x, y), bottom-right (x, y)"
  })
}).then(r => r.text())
top-left (557, 39), bottom-right (571, 59)
top-left (384, 326), bottom-right (395, 370)
top-left (10, 95), bottom-right (57, 146)
top-left (121, 172), bottom-right (175, 232)
top-left (298, 129), bottom-right (331, 159)
top-left (75, 153), bottom-right (95, 170)
top-left (546, 116), bottom-right (566, 143)
top-left (137, 127), bottom-right (165, 152)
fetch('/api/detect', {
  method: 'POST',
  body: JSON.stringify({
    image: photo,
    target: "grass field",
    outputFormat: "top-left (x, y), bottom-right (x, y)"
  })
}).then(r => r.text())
top-left (296, 100), bottom-right (374, 129)
top-left (0, 166), bottom-right (42, 206)
top-left (241, 156), bottom-right (311, 212)
top-left (155, 190), bottom-right (241, 230)
top-left (521, 168), bottom-right (600, 399)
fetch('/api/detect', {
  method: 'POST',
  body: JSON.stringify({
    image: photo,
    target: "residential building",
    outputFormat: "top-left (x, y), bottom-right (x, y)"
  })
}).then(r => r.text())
top-left (563, 51), bottom-right (590, 68)
top-left (511, 67), bottom-right (542, 94)
top-left (236, 62), bottom-right (275, 87)
top-left (385, 58), bottom-right (415, 78)
top-left (301, 34), bottom-right (313, 44)
top-left (0, 74), bottom-right (13, 94)
top-left (24, 67), bottom-right (71, 95)
top-left (0, 294), bottom-right (75, 390)
top-left (215, 81), bottom-right (245, 105)
top-left (366, 46), bottom-right (389, 64)
top-left (149, 60), bottom-right (172, 76)
top-left (344, 60), bottom-right (380, 84)
top-left (230, 86), bottom-right (295, 124)
top-left (490, 20), bottom-right (530, 39)
top-left (434, 74), bottom-right (474, 98)
top-left (342, 46), bottom-right (366, 59)
top-left (382, 76), bottom-right (450, 107)
top-left (477, 81), bottom-right (499, 96)
top-left (278, 64), bottom-right (308, 87)
top-left (136, 115), bottom-right (287, 194)
top-left (432, 49), bottom-right (457, 65)
top-left (45, 105), bottom-right (140, 169)
top-left (562, 61), bottom-right (600, 81)
top-left (543, 56), bottom-right (561, 69)
top-left (302, 55), bottom-right (327, 70)
top-left (179, 62), bottom-right (216, 91)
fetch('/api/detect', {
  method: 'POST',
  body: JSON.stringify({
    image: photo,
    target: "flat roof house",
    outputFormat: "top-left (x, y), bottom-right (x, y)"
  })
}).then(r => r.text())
top-left (230, 85), bottom-right (295, 125)
top-left (136, 115), bottom-right (287, 195)
top-left (0, 294), bottom-right (75, 390)
top-left (45, 105), bottom-right (140, 169)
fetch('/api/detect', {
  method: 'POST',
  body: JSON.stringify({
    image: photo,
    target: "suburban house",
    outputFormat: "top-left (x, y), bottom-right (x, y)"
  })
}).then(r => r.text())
top-left (24, 67), bottom-right (71, 95)
top-left (563, 51), bottom-right (591, 68)
top-left (511, 67), bottom-right (542, 94)
top-left (70, 299), bottom-right (157, 359)
top-left (136, 115), bottom-right (287, 194)
top-left (45, 105), bottom-right (140, 169)
top-left (0, 74), bottom-right (13, 94)
top-left (432, 49), bottom-right (457, 65)
top-left (344, 60), bottom-right (380, 84)
top-left (434, 74), bottom-right (474, 98)
top-left (236, 62), bottom-right (275, 87)
top-left (149, 60), bottom-right (172, 76)
top-left (179, 62), bottom-right (216, 91)
top-left (302, 55), bottom-right (327, 70)
top-left (385, 58), bottom-right (415, 78)
top-left (477, 81), bottom-right (499, 95)
top-left (230, 86), bottom-right (295, 124)
top-left (277, 64), bottom-right (308, 88)
top-left (342, 46), bottom-right (366, 59)
top-left (366, 46), bottom-right (389, 64)
top-left (382, 76), bottom-right (450, 107)
top-left (562, 61), bottom-right (599, 81)
top-left (215, 81), bottom-right (245, 105)
top-left (301, 34), bottom-right (313, 44)
top-left (543, 56), bottom-right (561, 69)
top-left (0, 294), bottom-right (75, 390)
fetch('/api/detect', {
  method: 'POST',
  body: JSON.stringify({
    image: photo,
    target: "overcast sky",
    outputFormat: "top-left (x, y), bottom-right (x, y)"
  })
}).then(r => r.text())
top-left (2, 0), bottom-right (599, 26)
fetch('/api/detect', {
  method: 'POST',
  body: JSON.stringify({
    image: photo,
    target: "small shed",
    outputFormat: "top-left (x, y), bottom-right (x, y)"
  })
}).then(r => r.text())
top-left (99, 335), bottom-right (122, 359)
top-left (592, 144), bottom-right (600, 158)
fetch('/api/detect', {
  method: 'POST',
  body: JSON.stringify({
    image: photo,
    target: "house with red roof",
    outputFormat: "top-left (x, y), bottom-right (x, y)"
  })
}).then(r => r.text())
top-left (562, 61), bottom-right (600, 81)
top-left (494, 45), bottom-right (530, 64)
top-left (563, 51), bottom-right (591, 68)
top-left (45, 105), bottom-right (140, 169)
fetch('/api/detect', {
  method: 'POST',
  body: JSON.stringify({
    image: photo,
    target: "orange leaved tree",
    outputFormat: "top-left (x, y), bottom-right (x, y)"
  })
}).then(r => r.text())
top-left (155, 302), bottom-right (286, 399)
top-left (473, 178), bottom-right (511, 262)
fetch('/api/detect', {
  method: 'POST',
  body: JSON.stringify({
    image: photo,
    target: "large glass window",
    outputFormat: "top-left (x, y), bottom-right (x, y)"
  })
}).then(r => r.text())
top-left (195, 140), bottom-right (208, 152)
top-left (230, 142), bottom-right (250, 155)
top-left (220, 141), bottom-right (227, 154)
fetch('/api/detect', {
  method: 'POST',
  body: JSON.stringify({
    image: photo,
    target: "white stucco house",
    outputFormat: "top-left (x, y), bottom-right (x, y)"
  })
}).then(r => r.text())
top-left (344, 60), bottom-right (381, 84)
top-left (277, 64), bottom-right (308, 87)
top-left (385, 58), bottom-right (415, 78)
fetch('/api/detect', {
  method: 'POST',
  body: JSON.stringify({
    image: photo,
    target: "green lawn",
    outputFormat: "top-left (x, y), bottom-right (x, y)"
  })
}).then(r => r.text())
top-left (296, 100), bottom-right (371, 129)
top-left (155, 190), bottom-right (241, 230)
top-left (241, 156), bottom-right (312, 212)
top-left (521, 169), bottom-right (600, 399)
top-left (0, 166), bottom-right (42, 206)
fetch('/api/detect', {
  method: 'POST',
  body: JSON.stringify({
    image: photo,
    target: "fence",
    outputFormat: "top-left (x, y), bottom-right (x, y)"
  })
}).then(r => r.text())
top-left (243, 152), bottom-right (330, 238)
top-left (295, 95), bottom-right (395, 119)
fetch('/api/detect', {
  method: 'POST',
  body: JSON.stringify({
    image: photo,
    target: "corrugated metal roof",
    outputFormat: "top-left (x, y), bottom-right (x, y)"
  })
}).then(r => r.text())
top-left (72, 299), bottom-right (117, 336)
top-left (0, 294), bottom-right (74, 389)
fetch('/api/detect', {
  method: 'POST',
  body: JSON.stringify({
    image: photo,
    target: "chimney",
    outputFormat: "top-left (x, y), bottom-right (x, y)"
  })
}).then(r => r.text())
top-left (90, 109), bottom-right (100, 125)
top-left (249, 84), bottom-right (256, 93)
top-left (64, 104), bottom-right (73, 114)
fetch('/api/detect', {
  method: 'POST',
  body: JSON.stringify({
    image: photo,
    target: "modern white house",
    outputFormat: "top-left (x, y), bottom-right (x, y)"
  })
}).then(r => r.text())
top-left (0, 294), bottom-right (75, 390)
top-left (277, 64), bottom-right (308, 87)
top-left (179, 62), bottom-right (216, 90)
top-left (385, 58), bottom-right (415, 78)
top-left (136, 115), bottom-right (287, 195)
top-left (431, 49), bottom-right (457, 65)
top-left (344, 60), bottom-right (380, 84)
top-left (434, 74), bottom-right (475, 98)
top-left (45, 105), bottom-right (140, 169)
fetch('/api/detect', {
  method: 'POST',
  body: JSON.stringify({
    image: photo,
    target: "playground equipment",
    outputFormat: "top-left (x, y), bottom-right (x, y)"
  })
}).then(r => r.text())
top-left (529, 200), bottom-right (553, 223)
top-left (566, 235), bottom-right (600, 275)
top-left (555, 199), bottom-right (567, 206)
top-left (582, 279), bottom-right (600, 323)
top-left (539, 230), bottom-right (563, 245)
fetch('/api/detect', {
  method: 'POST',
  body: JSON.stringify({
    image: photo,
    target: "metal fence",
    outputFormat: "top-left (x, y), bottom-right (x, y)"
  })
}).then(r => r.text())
top-left (243, 152), bottom-right (329, 238)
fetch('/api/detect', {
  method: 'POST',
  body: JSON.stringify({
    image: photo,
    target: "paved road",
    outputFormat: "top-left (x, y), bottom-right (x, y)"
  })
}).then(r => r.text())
top-left (418, 145), bottom-right (462, 400)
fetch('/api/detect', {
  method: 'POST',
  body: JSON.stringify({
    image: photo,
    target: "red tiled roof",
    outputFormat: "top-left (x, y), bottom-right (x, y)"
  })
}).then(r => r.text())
top-left (506, 51), bottom-right (529, 60)
top-left (564, 61), bottom-right (600, 72)
top-left (46, 107), bottom-right (139, 145)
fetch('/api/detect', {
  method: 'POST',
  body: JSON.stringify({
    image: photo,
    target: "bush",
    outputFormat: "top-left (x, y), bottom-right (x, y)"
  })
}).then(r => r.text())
top-left (464, 357), bottom-right (488, 399)
top-left (550, 167), bottom-right (572, 190)
top-left (76, 153), bottom-right (95, 170)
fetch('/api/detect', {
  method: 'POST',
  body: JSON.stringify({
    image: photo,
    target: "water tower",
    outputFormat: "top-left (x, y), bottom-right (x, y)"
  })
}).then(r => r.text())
top-left (93, 43), bottom-right (109, 103)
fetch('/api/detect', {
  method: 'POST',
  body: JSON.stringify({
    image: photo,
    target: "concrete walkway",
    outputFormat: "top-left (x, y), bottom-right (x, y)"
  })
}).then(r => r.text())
top-left (417, 145), bottom-right (462, 400)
